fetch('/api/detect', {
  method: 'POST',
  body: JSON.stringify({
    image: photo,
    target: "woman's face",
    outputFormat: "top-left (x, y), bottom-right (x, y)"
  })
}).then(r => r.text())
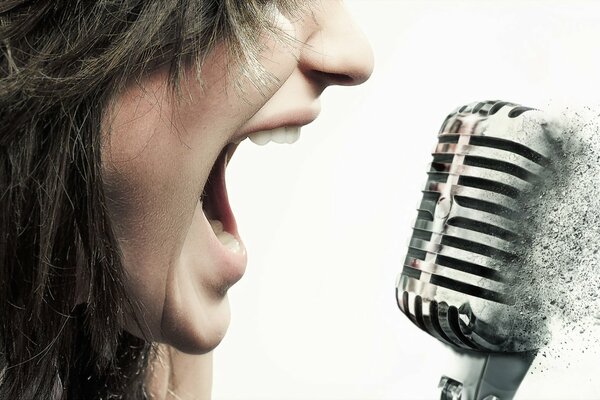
top-left (102, 1), bottom-right (373, 353)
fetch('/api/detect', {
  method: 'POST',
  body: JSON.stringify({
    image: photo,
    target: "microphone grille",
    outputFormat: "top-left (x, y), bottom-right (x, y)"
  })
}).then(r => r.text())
top-left (397, 100), bottom-right (554, 352)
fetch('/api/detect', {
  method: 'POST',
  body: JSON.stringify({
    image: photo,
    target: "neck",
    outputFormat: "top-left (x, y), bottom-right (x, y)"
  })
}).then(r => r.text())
top-left (145, 344), bottom-right (213, 399)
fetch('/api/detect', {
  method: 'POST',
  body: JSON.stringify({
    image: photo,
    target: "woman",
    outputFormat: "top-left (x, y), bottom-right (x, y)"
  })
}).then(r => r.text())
top-left (0, 0), bottom-right (373, 398)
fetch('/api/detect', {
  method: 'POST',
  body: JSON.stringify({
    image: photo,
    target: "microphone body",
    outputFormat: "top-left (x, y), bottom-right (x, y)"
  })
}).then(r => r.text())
top-left (397, 100), bottom-right (556, 399)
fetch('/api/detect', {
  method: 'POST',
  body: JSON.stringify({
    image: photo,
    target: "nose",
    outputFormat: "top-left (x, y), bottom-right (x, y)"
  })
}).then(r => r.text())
top-left (298, 1), bottom-right (374, 88)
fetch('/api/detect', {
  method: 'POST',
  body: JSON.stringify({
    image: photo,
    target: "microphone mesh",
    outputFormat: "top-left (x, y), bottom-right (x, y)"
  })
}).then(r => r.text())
top-left (397, 100), bottom-right (554, 352)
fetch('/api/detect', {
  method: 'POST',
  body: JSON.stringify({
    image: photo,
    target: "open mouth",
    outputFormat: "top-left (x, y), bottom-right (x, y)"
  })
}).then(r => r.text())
top-left (201, 143), bottom-right (242, 252)
top-left (199, 126), bottom-right (302, 255)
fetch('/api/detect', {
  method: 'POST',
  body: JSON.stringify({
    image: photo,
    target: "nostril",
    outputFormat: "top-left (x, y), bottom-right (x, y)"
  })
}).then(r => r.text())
top-left (307, 70), bottom-right (360, 86)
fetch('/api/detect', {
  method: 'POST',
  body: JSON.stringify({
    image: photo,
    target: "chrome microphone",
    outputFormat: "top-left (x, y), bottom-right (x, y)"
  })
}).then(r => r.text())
top-left (396, 100), bottom-right (557, 400)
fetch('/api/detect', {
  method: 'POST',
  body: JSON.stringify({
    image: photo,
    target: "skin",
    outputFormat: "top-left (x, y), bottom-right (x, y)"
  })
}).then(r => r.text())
top-left (101, 1), bottom-right (373, 397)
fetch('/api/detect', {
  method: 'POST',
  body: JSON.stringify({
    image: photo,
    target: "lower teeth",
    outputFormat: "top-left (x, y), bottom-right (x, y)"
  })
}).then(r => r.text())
top-left (209, 219), bottom-right (241, 253)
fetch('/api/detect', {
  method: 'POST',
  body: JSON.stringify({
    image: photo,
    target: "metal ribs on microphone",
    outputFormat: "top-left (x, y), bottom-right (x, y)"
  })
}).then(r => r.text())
top-left (396, 100), bottom-right (553, 352)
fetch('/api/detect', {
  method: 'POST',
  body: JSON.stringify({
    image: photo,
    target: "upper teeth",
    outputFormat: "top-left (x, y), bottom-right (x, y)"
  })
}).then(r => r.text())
top-left (248, 126), bottom-right (301, 145)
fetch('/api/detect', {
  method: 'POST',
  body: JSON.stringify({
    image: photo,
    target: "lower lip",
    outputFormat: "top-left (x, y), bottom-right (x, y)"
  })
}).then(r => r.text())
top-left (202, 207), bottom-right (247, 289)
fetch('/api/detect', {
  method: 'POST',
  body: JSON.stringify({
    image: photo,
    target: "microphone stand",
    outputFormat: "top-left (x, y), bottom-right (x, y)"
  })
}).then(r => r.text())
top-left (438, 349), bottom-right (537, 400)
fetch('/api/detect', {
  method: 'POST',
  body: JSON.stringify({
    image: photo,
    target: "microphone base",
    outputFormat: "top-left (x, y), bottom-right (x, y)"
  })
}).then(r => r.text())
top-left (438, 349), bottom-right (537, 400)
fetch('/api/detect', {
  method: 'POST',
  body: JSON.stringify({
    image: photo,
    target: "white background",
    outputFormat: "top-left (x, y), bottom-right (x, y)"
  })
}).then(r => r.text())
top-left (213, 1), bottom-right (600, 399)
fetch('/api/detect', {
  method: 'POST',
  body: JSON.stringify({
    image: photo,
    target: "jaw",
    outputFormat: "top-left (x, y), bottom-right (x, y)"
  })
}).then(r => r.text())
top-left (158, 195), bottom-right (247, 354)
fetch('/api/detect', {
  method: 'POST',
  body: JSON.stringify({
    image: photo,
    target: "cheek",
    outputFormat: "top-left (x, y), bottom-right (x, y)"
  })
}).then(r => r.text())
top-left (102, 81), bottom-right (208, 257)
top-left (101, 80), bottom-right (208, 342)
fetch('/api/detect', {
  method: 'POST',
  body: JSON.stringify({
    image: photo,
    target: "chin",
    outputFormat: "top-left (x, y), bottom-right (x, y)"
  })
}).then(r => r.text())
top-left (159, 291), bottom-right (233, 354)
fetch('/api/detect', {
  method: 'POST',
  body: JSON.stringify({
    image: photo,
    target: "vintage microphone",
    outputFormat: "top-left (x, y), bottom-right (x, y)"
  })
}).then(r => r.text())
top-left (396, 100), bottom-right (557, 400)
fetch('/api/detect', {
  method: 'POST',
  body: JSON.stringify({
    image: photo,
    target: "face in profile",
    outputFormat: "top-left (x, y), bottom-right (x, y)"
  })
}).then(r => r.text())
top-left (101, 1), bottom-right (374, 354)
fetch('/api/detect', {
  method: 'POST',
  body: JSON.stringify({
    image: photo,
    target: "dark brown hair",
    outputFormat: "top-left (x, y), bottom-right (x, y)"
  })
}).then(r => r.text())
top-left (0, 1), bottom-right (300, 398)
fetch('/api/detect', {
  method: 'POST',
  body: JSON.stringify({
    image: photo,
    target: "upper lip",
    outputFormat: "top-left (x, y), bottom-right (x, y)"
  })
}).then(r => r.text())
top-left (231, 105), bottom-right (321, 143)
